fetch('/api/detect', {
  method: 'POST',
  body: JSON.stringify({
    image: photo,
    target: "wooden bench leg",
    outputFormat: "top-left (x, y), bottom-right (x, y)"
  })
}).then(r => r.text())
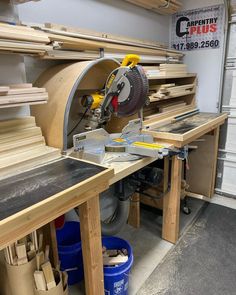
top-left (162, 155), bottom-right (182, 244)
top-left (79, 195), bottom-right (104, 295)
top-left (128, 193), bottom-right (140, 228)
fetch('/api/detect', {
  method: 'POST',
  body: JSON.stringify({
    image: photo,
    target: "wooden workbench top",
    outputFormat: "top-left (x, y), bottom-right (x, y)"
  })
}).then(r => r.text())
top-left (0, 157), bottom-right (113, 249)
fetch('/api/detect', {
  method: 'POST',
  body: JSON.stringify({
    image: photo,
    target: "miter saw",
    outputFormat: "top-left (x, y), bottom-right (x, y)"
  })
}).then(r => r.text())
top-left (80, 54), bottom-right (149, 129)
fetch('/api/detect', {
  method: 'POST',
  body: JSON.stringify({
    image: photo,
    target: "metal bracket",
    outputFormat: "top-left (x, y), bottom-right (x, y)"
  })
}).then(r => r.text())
top-left (168, 146), bottom-right (189, 160)
top-left (99, 48), bottom-right (105, 58)
top-left (177, 146), bottom-right (189, 161)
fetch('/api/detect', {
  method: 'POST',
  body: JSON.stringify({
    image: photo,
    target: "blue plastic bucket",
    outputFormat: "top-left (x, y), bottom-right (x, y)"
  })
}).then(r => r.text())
top-left (56, 221), bottom-right (84, 285)
top-left (102, 237), bottom-right (134, 295)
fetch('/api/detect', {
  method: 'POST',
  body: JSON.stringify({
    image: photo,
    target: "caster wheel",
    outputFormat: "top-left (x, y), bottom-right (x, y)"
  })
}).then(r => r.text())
top-left (182, 206), bottom-right (191, 215)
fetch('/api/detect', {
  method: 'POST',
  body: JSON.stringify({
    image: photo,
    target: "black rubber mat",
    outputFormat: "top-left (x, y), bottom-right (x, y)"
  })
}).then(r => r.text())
top-left (137, 203), bottom-right (236, 295)
top-left (0, 158), bottom-right (105, 221)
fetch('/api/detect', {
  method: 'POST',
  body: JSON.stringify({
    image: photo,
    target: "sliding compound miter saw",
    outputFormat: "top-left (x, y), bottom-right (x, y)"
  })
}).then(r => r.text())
top-left (81, 54), bottom-right (149, 129)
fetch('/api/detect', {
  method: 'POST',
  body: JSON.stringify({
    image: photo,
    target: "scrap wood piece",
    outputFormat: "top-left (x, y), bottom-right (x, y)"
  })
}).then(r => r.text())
top-left (16, 243), bottom-right (28, 265)
top-left (41, 261), bottom-right (56, 290)
top-left (36, 251), bottom-right (45, 270)
top-left (34, 271), bottom-right (47, 291)
top-left (103, 254), bottom-right (128, 266)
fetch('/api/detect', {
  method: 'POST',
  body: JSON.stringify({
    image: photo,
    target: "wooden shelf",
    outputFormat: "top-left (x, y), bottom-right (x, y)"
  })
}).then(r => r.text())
top-left (148, 73), bottom-right (197, 80)
top-left (149, 90), bottom-right (196, 103)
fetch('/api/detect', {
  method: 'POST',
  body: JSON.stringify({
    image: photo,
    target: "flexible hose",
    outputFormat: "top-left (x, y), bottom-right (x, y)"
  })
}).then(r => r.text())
top-left (101, 199), bottom-right (130, 236)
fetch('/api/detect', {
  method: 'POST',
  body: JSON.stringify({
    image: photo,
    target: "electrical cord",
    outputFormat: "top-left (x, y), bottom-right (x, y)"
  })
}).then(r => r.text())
top-left (67, 107), bottom-right (89, 137)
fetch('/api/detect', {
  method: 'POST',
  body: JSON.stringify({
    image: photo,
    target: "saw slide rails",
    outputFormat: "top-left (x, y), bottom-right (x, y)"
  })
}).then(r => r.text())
top-left (31, 58), bottom-right (129, 235)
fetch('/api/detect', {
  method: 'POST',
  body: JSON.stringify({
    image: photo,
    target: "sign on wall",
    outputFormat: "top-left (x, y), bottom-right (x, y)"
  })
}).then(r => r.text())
top-left (171, 5), bottom-right (225, 51)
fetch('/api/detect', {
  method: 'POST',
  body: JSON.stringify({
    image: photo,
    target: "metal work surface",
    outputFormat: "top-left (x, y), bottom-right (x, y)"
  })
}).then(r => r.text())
top-left (0, 158), bottom-right (105, 221)
top-left (153, 113), bottom-right (221, 134)
top-left (138, 203), bottom-right (236, 295)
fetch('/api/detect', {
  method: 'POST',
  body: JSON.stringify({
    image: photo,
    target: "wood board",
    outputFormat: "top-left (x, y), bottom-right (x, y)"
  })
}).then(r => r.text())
top-left (0, 84), bottom-right (48, 108)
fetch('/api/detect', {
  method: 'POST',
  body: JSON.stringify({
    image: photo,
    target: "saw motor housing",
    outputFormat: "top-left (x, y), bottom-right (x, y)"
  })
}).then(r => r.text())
top-left (81, 54), bottom-right (149, 129)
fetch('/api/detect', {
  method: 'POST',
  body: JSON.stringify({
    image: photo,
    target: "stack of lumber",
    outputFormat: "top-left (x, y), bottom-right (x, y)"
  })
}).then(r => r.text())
top-left (149, 83), bottom-right (195, 102)
top-left (32, 23), bottom-right (183, 61)
top-left (143, 64), bottom-right (188, 79)
top-left (143, 66), bottom-right (160, 78)
top-left (0, 23), bottom-right (51, 55)
top-left (0, 116), bottom-right (61, 179)
top-left (0, 83), bottom-right (48, 108)
top-left (4, 231), bottom-right (39, 266)
top-left (159, 64), bottom-right (187, 76)
top-left (124, 0), bottom-right (182, 15)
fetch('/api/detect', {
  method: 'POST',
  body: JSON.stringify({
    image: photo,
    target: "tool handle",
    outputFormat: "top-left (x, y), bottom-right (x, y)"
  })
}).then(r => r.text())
top-left (121, 54), bottom-right (140, 68)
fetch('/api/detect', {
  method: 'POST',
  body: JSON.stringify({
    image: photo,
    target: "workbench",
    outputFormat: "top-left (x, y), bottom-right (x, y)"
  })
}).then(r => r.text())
top-left (143, 112), bottom-right (228, 243)
top-left (0, 157), bottom-right (114, 295)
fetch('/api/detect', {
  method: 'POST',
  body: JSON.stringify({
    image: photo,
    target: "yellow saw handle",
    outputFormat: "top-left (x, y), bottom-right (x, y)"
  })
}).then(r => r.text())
top-left (121, 54), bottom-right (140, 68)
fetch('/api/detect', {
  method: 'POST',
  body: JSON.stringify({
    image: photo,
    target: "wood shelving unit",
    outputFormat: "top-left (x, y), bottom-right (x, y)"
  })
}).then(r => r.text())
top-left (143, 74), bottom-right (197, 124)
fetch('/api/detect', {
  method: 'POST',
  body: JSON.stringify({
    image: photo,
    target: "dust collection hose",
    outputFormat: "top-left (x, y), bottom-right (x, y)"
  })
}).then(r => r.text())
top-left (101, 199), bottom-right (130, 236)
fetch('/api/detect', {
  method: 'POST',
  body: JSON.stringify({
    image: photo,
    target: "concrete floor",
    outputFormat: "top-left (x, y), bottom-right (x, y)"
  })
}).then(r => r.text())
top-left (137, 199), bottom-right (236, 295)
top-left (69, 197), bottom-right (205, 295)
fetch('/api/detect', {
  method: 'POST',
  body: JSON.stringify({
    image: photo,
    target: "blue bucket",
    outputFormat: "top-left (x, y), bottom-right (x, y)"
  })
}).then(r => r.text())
top-left (56, 221), bottom-right (84, 285)
top-left (102, 237), bottom-right (134, 295)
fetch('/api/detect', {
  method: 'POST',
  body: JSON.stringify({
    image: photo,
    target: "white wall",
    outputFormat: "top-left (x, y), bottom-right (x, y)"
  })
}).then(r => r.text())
top-left (171, 0), bottom-right (225, 112)
top-left (18, 0), bottom-right (170, 44)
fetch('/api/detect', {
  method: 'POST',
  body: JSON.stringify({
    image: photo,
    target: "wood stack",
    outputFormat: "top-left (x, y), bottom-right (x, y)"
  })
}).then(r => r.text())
top-left (4, 231), bottom-right (38, 266)
top-left (102, 247), bottom-right (128, 266)
top-left (32, 23), bottom-right (183, 61)
top-left (143, 66), bottom-right (160, 78)
top-left (149, 83), bottom-right (195, 102)
top-left (124, 0), bottom-right (182, 15)
top-left (0, 23), bottom-right (51, 55)
top-left (159, 64), bottom-right (187, 76)
top-left (144, 64), bottom-right (188, 78)
top-left (0, 83), bottom-right (48, 108)
top-left (0, 116), bottom-right (61, 179)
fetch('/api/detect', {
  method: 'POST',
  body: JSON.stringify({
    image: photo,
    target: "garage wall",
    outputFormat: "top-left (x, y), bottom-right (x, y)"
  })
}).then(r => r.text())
top-left (0, 0), bottom-right (170, 120)
top-left (171, 0), bottom-right (226, 112)
top-left (17, 0), bottom-right (170, 43)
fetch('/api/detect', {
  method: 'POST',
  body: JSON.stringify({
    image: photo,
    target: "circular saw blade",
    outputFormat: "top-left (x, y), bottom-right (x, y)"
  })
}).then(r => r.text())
top-left (117, 65), bottom-right (149, 117)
